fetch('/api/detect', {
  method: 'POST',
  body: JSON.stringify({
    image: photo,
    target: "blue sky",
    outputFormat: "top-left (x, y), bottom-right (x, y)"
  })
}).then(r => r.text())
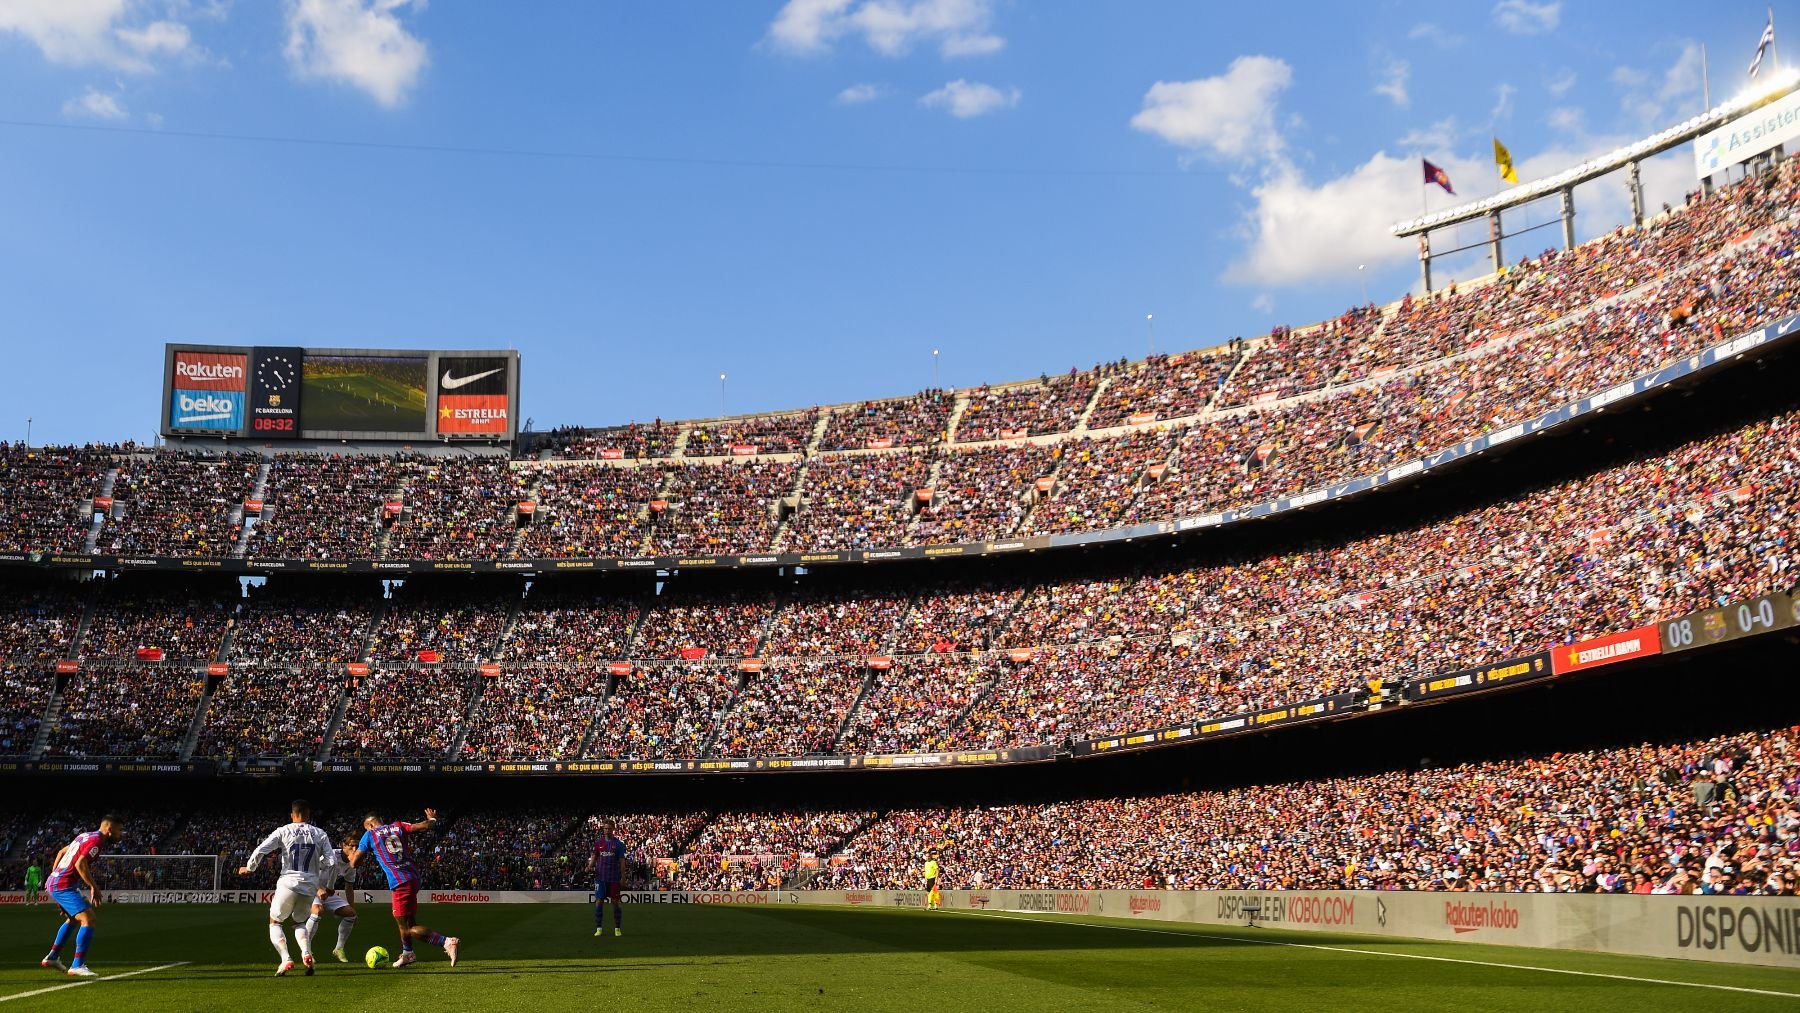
top-left (0, 1), bottom-right (1784, 444)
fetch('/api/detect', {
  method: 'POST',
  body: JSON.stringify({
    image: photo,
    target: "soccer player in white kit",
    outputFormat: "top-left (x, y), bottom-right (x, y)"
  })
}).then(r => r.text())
top-left (302, 833), bottom-right (361, 963)
top-left (239, 799), bottom-right (338, 976)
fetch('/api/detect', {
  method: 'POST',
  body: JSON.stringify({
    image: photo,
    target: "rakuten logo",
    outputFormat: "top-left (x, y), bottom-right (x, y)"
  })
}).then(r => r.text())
top-left (176, 360), bottom-right (243, 381)
top-left (1445, 899), bottom-right (1519, 933)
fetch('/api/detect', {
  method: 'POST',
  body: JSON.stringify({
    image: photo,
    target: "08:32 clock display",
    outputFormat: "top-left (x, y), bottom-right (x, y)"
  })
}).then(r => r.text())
top-left (249, 347), bottom-right (305, 438)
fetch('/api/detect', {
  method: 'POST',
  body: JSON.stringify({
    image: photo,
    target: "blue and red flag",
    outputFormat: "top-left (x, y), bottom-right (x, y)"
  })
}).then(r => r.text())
top-left (1422, 159), bottom-right (1455, 195)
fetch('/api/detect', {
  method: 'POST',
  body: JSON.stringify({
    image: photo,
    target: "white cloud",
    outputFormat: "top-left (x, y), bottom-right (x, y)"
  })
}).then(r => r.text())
top-left (1613, 44), bottom-right (1708, 125)
top-left (1397, 116), bottom-right (1461, 153)
top-left (1130, 56), bottom-right (1293, 162)
top-left (1547, 106), bottom-right (1583, 132)
top-left (0, 0), bottom-right (202, 72)
top-left (1491, 0), bottom-right (1560, 35)
top-left (1373, 55), bottom-right (1409, 108)
top-left (284, 0), bottom-right (428, 108)
top-left (1250, 293), bottom-right (1274, 313)
top-left (765, 0), bottom-right (1003, 59)
top-left (1225, 137), bottom-right (1695, 288)
top-left (62, 86), bottom-right (127, 120)
top-left (1489, 82), bottom-right (1516, 124)
top-left (836, 82), bottom-right (885, 105)
top-left (919, 79), bottom-right (1018, 118)
top-left (116, 19), bottom-right (191, 56)
top-left (1407, 22), bottom-right (1463, 48)
top-left (1546, 68), bottom-right (1576, 97)
top-left (146, 110), bottom-right (164, 127)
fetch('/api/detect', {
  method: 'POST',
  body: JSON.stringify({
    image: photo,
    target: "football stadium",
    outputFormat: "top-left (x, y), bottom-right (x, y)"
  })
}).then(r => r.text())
top-left (3, 4), bottom-right (1800, 1011)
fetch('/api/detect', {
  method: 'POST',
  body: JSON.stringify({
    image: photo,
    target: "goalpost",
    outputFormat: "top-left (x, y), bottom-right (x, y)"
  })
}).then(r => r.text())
top-left (95, 854), bottom-right (222, 894)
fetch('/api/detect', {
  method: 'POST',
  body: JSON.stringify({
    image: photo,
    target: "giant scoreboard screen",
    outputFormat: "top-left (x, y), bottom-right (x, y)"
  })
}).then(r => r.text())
top-left (162, 345), bottom-right (521, 442)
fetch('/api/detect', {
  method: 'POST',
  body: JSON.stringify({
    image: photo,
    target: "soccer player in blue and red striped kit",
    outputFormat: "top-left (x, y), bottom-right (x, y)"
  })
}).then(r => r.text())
top-left (588, 825), bottom-right (626, 938)
top-left (40, 815), bottom-right (123, 977)
top-left (346, 808), bottom-right (461, 968)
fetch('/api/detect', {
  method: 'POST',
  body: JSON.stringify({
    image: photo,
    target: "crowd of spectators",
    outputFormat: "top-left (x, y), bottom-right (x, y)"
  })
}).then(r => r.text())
top-left (502, 582), bottom-right (642, 664)
top-left (890, 582), bottom-right (1019, 654)
top-left (0, 443), bottom-right (118, 554)
top-left (780, 452), bottom-right (933, 551)
top-left (685, 410), bottom-right (820, 457)
top-left (370, 583), bottom-right (514, 663)
top-left (584, 662), bottom-right (739, 760)
top-left (912, 445), bottom-right (1053, 544)
top-left (817, 392), bottom-right (953, 451)
top-left (9, 719), bottom-right (1792, 898)
top-left (100, 453), bottom-right (259, 557)
top-left (0, 584), bottom-right (86, 663)
top-left (384, 457), bottom-right (524, 560)
top-left (838, 656), bottom-right (1000, 755)
top-left (332, 668), bottom-right (475, 759)
top-left (955, 375), bottom-right (1098, 441)
top-left (814, 726), bottom-right (1799, 896)
top-left (1023, 430), bottom-right (1179, 535)
top-left (710, 659), bottom-right (865, 757)
top-left (194, 665), bottom-right (343, 762)
top-left (226, 581), bottom-right (376, 664)
top-left (663, 809), bottom-right (874, 891)
top-left (760, 586), bottom-right (908, 656)
top-left (631, 589), bottom-right (774, 660)
top-left (0, 665), bottom-right (48, 756)
top-left (516, 463), bottom-right (661, 558)
top-left (457, 667), bottom-right (609, 760)
top-left (47, 665), bottom-right (203, 758)
top-left (78, 582), bottom-right (235, 662)
top-left (244, 454), bottom-right (412, 559)
top-left (555, 421), bottom-right (680, 460)
top-left (1085, 350), bottom-right (1239, 429)
top-left (645, 460), bottom-right (796, 557)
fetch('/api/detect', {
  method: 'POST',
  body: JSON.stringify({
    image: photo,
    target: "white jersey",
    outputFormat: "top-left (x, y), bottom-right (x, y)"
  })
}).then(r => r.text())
top-left (247, 822), bottom-right (338, 888)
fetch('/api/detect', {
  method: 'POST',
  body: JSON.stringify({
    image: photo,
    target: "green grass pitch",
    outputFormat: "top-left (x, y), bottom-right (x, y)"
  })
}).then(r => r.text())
top-left (301, 373), bottom-right (427, 432)
top-left (2, 904), bottom-right (1796, 1011)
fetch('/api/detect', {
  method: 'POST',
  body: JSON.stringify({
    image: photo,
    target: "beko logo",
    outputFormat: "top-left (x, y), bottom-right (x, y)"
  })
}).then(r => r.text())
top-left (441, 368), bottom-right (504, 389)
top-left (176, 360), bottom-right (243, 381)
top-left (174, 393), bottom-right (236, 422)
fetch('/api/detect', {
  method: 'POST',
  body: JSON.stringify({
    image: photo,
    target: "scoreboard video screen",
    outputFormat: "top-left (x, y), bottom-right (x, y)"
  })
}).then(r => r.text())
top-left (162, 345), bottom-right (520, 442)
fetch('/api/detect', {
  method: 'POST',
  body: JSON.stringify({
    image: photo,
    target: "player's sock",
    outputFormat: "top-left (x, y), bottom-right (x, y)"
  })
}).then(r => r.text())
top-left (296, 922), bottom-right (313, 960)
top-left (72, 926), bottom-right (93, 968)
top-left (594, 903), bottom-right (604, 927)
top-left (47, 920), bottom-right (72, 956)
top-left (268, 923), bottom-right (291, 962)
top-left (337, 917), bottom-right (357, 950)
top-left (424, 931), bottom-right (446, 948)
top-left (303, 914), bottom-right (321, 945)
top-left (613, 905), bottom-right (622, 929)
top-left (402, 940), bottom-right (415, 954)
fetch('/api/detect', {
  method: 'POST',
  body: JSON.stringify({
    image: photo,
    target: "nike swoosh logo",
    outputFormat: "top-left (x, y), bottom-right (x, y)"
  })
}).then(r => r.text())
top-left (441, 367), bottom-right (503, 390)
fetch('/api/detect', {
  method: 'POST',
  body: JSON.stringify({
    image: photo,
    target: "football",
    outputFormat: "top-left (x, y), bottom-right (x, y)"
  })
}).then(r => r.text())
top-left (364, 946), bottom-right (391, 969)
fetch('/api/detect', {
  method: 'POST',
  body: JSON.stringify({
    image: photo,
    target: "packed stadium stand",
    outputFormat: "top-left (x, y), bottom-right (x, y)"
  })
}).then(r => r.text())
top-left (3, 144), bottom-right (1800, 917)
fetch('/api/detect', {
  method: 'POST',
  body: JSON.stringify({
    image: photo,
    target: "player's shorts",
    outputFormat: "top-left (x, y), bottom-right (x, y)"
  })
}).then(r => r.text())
top-left (49, 887), bottom-right (89, 917)
top-left (924, 877), bottom-right (937, 891)
top-left (390, 879), bottom-right (419, 918)
top-left (269, 879), bottom-right (318, 923)
top-left (318, 892), bottom-right (353, 914)
top-left (594, 881), bottom-right (621, 902)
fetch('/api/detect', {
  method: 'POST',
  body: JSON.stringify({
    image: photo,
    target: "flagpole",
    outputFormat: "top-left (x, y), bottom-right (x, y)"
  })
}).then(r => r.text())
top-left (1702, 43), bottom-right (1711, 110)
top-left (1773, 7), bottom-right (1780, 74)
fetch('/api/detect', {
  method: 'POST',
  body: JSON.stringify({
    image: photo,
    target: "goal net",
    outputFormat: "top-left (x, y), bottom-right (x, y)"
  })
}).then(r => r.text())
top-left (94, 853), bottom-right (221, 893)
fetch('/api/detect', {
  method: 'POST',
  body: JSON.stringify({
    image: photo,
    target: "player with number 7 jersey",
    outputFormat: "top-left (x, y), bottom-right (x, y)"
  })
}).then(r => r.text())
top-left (241, 799), bottom-right (338, 976)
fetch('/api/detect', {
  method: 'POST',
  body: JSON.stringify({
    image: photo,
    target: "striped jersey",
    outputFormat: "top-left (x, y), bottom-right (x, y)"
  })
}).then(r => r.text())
top-left (357, 822), bottom-right (420, 888)
top-left (46, 831), bottom-right (105, 892)
top-left (592, 836), bottom-right (626, 883)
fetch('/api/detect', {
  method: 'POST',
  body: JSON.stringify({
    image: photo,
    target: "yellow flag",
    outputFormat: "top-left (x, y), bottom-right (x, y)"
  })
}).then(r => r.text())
top-left (1493, 137), bottom-right (1519, 185)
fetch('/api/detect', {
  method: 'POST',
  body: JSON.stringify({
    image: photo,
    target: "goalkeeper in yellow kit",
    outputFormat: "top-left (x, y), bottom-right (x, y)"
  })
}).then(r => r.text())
top-left (923, 854), bottom-right (941, 910)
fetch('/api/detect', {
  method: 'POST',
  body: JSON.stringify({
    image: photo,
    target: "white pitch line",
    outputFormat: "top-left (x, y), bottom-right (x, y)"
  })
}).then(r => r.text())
top-left (958, 910), bottom-right (1800, 1000)
top-left (0, 962), bottom-right (190, 1003)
